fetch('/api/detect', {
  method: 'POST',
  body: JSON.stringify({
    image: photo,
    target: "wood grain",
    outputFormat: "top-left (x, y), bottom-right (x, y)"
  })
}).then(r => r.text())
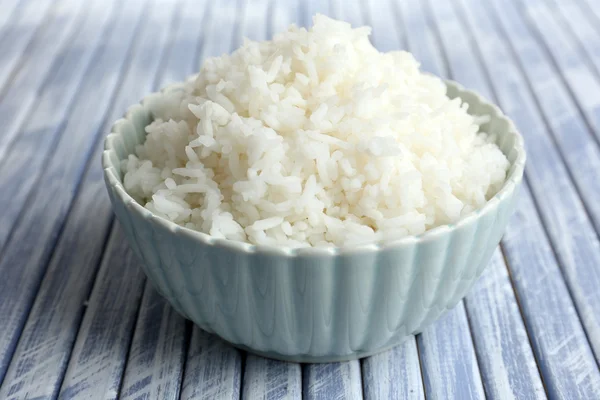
top-left (0, 0), bottom-right (97, 250)
top-left (512, 0), bottom-right (600, 236)
top-left (303, 362), bottom-right (363, 400)
top-left (481, 0), bottom-right (600, 366)
top-left (179, 328), bottom-right (242, 400)
top-left (242, 356), bottom-right (301, 400)
top-left (118, 1), bottom-right (211, 398)
top-left (0, 0), bottom-right (55, 93)
top-left (456, 0), bottom-right (600, 396)
top-left (0, 0), bottom-right (131, 385)
top-left (362, 341), bottom-right (425, 400)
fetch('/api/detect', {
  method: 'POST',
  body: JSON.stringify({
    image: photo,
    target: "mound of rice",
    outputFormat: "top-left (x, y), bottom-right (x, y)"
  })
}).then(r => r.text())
top-left (122, 15), bottom-right (509, 247)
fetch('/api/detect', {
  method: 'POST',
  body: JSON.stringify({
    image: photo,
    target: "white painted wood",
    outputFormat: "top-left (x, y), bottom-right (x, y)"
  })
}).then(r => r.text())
top-left (0, 0), bottom-right (96, 248)
top-left (303, 361), bottom-right (363, 400)
top-left (119, 1), bottom-right (211, 397)
top-left (242, 356), bottom-right (301, 400)
top-left (362, 340), bottom-right (425, 400)
top-left (418, 306), bottom-right (486, 400)
top-left (57, 226), bottom-right (147, 400)
top-left (0, 0), bottom-right (55, 91)
top-left (363, 0), bottom-right (404, 52)
top-left (197, 0), bottom-right (241, 63)
top-left (180, 328), bottom-right (242, 400)
top-left (479, 0), bottom-right (600, 365)
top-left (421, 3), bottom-right (547, 398)
top-left (119, 285), bottom-right (188, 400)
top-left (0, 0), bottom-right (90, 161)
top-left (456, 0), bottom-right (600, 396)
top-left (0, 0), bottom-right (177, 396)
top-left (398, 0), bottom-right (445, 76)
top-left (0, 0), bottom-right (132, 386)
top-left (397, 4), bottom-right (486, 398)
top-left (302, 0), bottom-right (329, 27)
top-left (239, 0), bottom-right (271, 41)
top-left (0, 0), bottom-right (24, 38)
top-left (516, 0), bottom-right (600, 235)
top-left (465, 250), bottom-right (546, 399)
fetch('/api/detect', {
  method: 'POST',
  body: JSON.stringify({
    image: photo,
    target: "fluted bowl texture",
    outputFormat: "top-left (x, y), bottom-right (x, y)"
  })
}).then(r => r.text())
top-left (102, 80), bottom-right (526, 362)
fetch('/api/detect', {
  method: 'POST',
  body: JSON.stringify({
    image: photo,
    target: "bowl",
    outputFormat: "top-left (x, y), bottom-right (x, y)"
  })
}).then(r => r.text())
top-left (102, 80), bottom-right (525, 362)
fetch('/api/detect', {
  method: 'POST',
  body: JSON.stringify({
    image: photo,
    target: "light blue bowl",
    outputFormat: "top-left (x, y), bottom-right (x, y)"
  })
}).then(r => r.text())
top-left (102, 80), bottom-right (525, 363)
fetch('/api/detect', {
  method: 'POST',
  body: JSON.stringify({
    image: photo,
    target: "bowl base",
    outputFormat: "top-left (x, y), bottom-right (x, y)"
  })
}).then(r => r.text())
top-left (223, 336), bottom-right (414, 363)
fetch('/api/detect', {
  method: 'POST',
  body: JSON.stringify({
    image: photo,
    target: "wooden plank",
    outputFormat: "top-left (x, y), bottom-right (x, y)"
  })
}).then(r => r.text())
top-left (422, 3), bottom-right (547, 399)
top-left (0, 0), bottom-right (108, 250)
top-left (235, 4), bottom-right (305, 398)
top-left (512, 0), bottom-right (600, 237)
top-left (329, 0), bottom-right (362, 27)
top-left (56, 2), bottom-right (183, 395)
top-left (362, 341), bottom-right (425, 400)
top-left (476, 0), bottom-right (600, 365)
top-left (398, 0), bottom-right (445, 75)
top-left (303, 362), bottom-right (363, 400)
top-left (0, 0), bottom-right (92, 162)
top-left (455, 0), bottom-right (600, 396)
top-left (0, 0), bottom-right (55, 92)
top-left (0, 0), bottom-right (132, 386)
top-left (395, 3), bottom-right (485, 398)
top-left (239, 0), bottom-right (270, 41)
top-left (159, 0), bottom-right (211, 86)
top-left (57, 226), bottom-right (146, 400)
top-left (549, 0), bottom-right (600, 84)
top-left (418, 307), bottom-right (486, 400)
top-left (198, 0), bottom-right (241, 62)
top-left (270, 0), bottom-right (301, 37)
top-left (119, 286), bottom-right (189, 400)
top-left (301, 0), bottom-right (329, 28)
top-left (118, 1), bottom-right (210, 398)
top-left (363, 0), bottom-right (405, 52)
top-left (464, 251), bottom-right (546, 399)
top-left (0, 0), bottom-right (23, 37)
top-left (180, 328), bottom-right (242, 400)
top-left (242, 356), bottom-right (301, 400)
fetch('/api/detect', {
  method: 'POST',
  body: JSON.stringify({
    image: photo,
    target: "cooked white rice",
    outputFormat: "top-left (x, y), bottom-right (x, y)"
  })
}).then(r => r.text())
top-left (122, 15), bottom-right (509, 248)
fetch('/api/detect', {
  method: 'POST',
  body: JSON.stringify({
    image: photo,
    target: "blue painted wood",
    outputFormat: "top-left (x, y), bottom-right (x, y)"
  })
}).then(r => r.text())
top-left (180, 328), bottom-right (242, 400)
top-left (394, 3), bottom-right (486, 398)
top-left (549, 0), bottom-right (600, 84)
top-left (242, 356), bottom-right (301, 400)
top-left (0, 0), bottom-right (25, 40)
top-left (57, 226), bottom-right (146, 400)
top-left (362, 341), bottom-right (425, 400)
top-left (417, 306), bottom-right (486, 400)
top-left (465, 251), bottom-right (546, 399)
top-left (303, 362), bottom-right (363, 400)
top-left (455, 0), bottom-right (600, 396)
top-left (0, 0), bottom-right (92, 163)
top-left (398, 0), bottom-right (445, 76)
top-left (516, 0), bottom-right (600, 238)
top-left (363, 0), bottom-right (405, 52)
top-left (197, 0), bottom-right (241, 62)
top-left (478, 0), bottom-right (600, 365)
top-left (301, 0), bottom-right (329, 28)
top-left (0, 0), bottom-right (54, 93)
top-left (118, 1), bottom-right (210, 398)
top-left (0, 0), bottom-right (104, 249)
top-left (0, 0), bottom-right (132, 385)
top-left (421, 4), bottom-right (547, 399)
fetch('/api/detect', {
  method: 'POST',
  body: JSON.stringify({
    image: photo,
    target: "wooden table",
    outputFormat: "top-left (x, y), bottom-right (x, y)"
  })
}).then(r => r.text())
top-left (1, 0), bottom-right (599, 398)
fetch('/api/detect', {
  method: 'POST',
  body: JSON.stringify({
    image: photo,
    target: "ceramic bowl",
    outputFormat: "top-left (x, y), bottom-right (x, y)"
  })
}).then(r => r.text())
top-left (102, 80), bottom-right (525, 362)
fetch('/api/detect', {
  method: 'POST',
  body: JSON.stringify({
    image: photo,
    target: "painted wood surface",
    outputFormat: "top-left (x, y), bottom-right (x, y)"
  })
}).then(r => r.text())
top-left (455, 0), bottom-right (600, 397)
top-left (0, 0), bottom-right (599, 398)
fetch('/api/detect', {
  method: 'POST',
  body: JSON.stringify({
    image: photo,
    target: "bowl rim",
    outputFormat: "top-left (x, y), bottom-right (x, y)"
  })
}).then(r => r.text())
top-left (102, 79), bottom-right (526, 257)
